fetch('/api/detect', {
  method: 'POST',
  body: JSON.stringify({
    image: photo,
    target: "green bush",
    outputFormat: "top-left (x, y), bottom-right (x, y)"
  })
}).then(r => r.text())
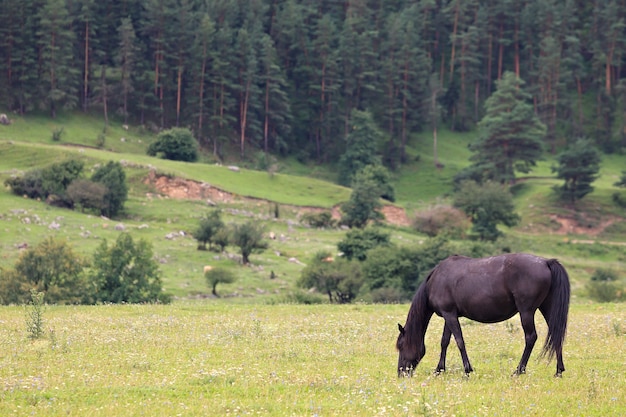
top-left (91, 161), bottom-right (128, 218)
top-left (586, 281), bottom-right (624, 303)
top-left (4, 237), bottom-right (91, 305)
top-left (587, 268), bottom-right (624, 303)
top-left (90, 233), bottom-right (170, 304)
top-left (66, 179), bottom-right (108, 212)
top-left (301, 211), bottom-right (336, 228)
top-left (5, 159), bottom-right (84, 202)
top-left (193, 210), bottom-right (225, 251)
top-left (51, 126), bottom-right (65, 142)
top-left (147, 127), bottom-right (198, 162)
top-left (337, 227), bottom-right (391, 261)
top-left (298, 251), bottom-right (364, 304)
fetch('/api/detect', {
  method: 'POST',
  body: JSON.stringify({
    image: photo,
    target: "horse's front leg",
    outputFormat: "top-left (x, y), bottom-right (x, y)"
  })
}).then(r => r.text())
top-left (442, 313), bottom-right (474, 375)
top-left (435, 323), bottom-right (451, 374)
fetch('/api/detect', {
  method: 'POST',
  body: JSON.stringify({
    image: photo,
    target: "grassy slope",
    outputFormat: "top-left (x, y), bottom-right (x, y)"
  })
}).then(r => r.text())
top-left (1, 112), bottom-right (625, 298)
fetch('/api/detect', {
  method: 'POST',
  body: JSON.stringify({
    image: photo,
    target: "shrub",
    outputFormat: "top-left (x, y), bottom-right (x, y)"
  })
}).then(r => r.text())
top-left (147, 127), bottom-right (198, 162)
top-left (90, 233), bottom-right (169, 303)
top-left (369, 287), bottom-right (405, 303)
top-left (12, 237), bottom-right (91, 304)
top-left (5, 159), bottom-right (84, 201)
top-left (337, 227), bottom-right (391, 261)
top-left (66, 179), bottom-right (108, 212)
top-left (586, 281), bottom-right (624, 303)
top-left (91, 161), bottom-right (128, 218)
top-left (587, 268), bottom-right (624, 303)
top-left (412, 205), bottom-right (469, 238)
top-left (4, 169), bottom-right (45, 198)
top-left (301, 211), bottom-right (336, 228)
top-left (591, 268), bottom-right (618, 282)
top-left (51, 127), bottom-right (64, 141)
top-left (298, 251), bottom-right (363, 304)
top-left (453, 180), bottom-right (520, 241)
top-left (361, 237), bottom-right (454, 299)
top-left (0, 268), bottom-right (29, 305)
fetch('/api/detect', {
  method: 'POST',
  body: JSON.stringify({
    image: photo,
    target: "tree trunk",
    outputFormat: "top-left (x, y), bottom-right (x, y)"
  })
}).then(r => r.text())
top-left (101, 65), bottom-right (108, 128)
top-left (83, 19), bottom-right (89, 113)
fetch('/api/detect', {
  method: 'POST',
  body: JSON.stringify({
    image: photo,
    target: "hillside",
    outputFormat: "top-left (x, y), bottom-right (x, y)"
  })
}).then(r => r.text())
top-left (1, 113), bottom-right (625, 302)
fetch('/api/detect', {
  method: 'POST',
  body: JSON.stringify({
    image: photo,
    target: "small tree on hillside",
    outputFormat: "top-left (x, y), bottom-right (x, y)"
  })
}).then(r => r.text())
top-left (340, 169), bottom-right (385, 228)
top-left (453, 180), bottom-right (520, 241)
top-left (552, 139), bottom-right (601, 204)
top-left (12, 237), bottom-right (90, 304)
top-left (230, 221), bottom-right (269, 264)
top-left (338, 110), bottom-right (382, 187)
top-left (90, 233), bottom-right (169, 303)
top-left (205, 267), bottom-right (236, 297)
top-left (193, 210), bottom-right (225, 250)
top-left (298, 251), bottom-right (364, 304)
top-left (460, 72), bottom-right (546, 185)
top-left (91, 161), bottom-right (128, 218)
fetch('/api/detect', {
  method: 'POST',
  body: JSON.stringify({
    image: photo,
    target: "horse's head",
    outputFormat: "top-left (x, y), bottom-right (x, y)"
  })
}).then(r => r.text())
top-left (396, 323), bottom-right (425, 377)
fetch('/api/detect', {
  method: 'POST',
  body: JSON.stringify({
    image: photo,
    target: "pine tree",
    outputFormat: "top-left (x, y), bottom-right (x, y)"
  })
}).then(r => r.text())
top-left (468, 72), bottom-right (546, 184)
top-left (258, 33), bottom-right (292, 154)
top-left (37, 0), bottom-right (79, 117)
top-left (116, 17), bottom-right (139, 124)
top-left (552, 139), bottom-right (601, 204)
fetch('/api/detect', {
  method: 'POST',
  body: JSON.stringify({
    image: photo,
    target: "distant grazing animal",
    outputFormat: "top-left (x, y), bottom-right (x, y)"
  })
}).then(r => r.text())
top-left (397, 253), bottom-right (570, 377)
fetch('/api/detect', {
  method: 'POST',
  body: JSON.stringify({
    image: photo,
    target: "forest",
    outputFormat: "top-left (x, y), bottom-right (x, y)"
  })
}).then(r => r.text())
top-left (1, 0), bottom-right (626, 165)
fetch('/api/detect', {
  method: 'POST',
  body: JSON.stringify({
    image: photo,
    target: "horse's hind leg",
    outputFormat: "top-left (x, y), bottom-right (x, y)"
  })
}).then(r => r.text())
top-left (442, 313), bottom-right (473, 374)
top-left (515, 310), bottom-right (538, 375)
top-left (435, 323), bottom-right (452, 374)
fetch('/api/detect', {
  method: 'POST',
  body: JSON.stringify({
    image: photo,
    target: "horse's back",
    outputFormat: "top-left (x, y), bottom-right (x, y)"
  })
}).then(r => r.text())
top-left (427, 253), bottom-right (552, 322)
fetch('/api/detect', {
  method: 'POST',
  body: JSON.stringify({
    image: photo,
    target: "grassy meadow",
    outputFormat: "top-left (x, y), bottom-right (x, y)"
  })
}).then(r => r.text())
top-left (1, 303), bottom-right (625, 416)
top-left (1, 112), bottom-right (626, 415)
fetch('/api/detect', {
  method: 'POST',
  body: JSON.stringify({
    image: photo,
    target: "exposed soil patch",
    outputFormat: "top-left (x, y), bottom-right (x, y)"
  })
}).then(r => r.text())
top-left (549, 214), bottom-right (616, 236)
top-left (143, 172), bottom-right (411, 226)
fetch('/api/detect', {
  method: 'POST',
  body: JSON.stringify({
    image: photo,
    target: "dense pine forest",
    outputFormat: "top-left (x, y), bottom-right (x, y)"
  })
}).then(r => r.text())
top-left (1, 0), bottom-right (626, 164)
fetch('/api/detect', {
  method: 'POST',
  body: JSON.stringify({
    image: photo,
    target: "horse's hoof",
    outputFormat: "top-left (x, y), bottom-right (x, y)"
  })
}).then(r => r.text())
top-left (554, 372), bottom-right (563, 378)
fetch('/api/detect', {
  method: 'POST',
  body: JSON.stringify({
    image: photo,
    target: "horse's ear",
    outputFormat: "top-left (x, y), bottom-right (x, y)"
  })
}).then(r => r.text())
top-left (398, 323), bottom-right (405, 335)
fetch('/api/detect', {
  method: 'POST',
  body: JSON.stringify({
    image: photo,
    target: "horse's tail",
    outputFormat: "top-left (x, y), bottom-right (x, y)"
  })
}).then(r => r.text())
top-left (541, 259), bottom-right (571, 360)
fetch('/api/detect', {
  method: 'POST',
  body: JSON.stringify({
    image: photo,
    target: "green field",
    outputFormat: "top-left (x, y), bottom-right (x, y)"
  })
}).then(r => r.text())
top-left (1, 303), bottom-right (624, 416)
top-left (1, 112), bottom-right (626, 416)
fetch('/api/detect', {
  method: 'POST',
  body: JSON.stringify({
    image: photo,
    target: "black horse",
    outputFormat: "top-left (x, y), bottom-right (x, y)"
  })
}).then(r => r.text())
top-left (396, 253), bottom-right (570, 377)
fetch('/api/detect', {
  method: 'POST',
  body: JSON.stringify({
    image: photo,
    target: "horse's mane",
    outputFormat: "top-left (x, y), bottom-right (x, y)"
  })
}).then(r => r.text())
top-left (403, 269), bottom-right (435, 349)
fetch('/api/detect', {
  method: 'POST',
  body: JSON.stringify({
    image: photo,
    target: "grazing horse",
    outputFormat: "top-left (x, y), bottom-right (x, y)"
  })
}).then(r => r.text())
top-left (396, 253), bottom-right (570, 377)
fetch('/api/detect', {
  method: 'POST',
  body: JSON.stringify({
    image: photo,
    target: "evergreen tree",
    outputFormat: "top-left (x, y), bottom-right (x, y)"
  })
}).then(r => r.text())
top-left (467, 72), bottom-right (546, 184)
top-left (258, 33), bottom-right (292, 155)
top-left (37, 0), bottom-right (79, 117)
top-left (337, 110), bottom-right (382, 187)
top-left (116, 17), bottom-right (139, 124)
top-left (552, 139), bottom-right (601, 204)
